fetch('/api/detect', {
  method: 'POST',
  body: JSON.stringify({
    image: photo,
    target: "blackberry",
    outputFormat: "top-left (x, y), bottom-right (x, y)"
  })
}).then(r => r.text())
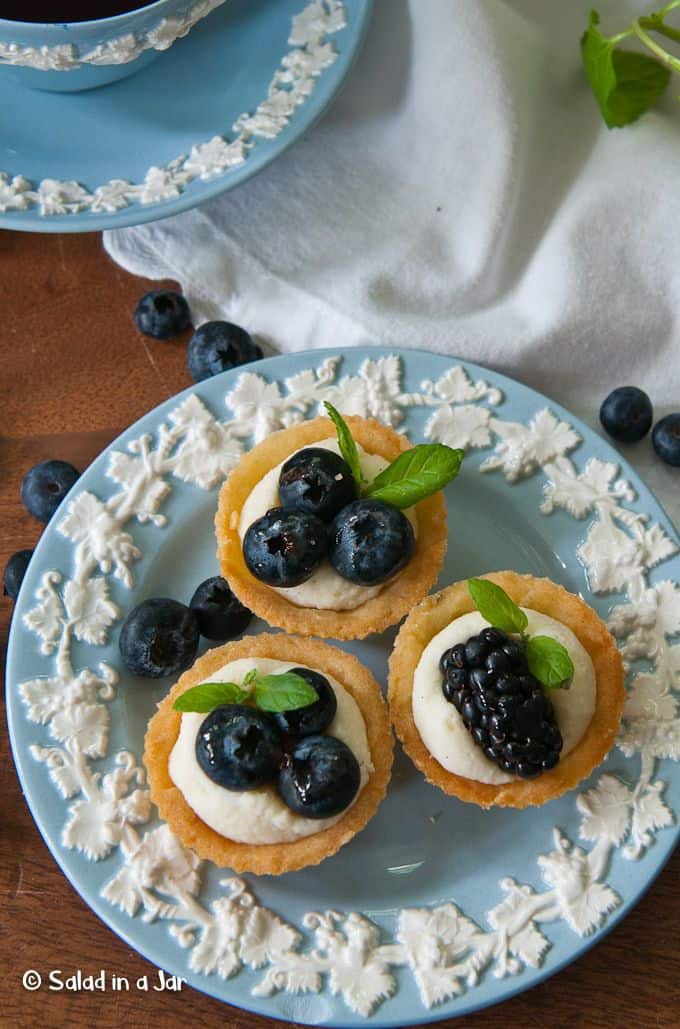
top-left (439, 629), bottom-right (562, 778)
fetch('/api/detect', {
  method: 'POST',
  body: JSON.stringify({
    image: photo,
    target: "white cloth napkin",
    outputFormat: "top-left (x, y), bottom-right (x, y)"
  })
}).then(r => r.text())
top-left (105, 0), bottom-right (680, 529)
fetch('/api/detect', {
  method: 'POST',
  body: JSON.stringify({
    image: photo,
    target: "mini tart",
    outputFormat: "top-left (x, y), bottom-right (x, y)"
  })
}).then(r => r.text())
top-left (388, 571), bottom-right (625, 809)
top-left (145, 633), bottom-right (393, 874)
top-left (215, 415), bottom-right (447, 639)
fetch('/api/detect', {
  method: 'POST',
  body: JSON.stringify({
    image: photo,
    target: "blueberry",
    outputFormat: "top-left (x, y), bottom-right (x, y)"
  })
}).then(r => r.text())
top-left (277, 734), bottom-right (360, 818)
top-left (196, 704), bottom-right (282, 790)
top-left (599, 386), bottom-right (653, 443)
top-left (243, 508), bottom-right (328, 587)
top-left (119, 598), bottom-right (199, 678)
top-left (273, 667), bottom-right (337, 737)
top-left (21, 460), bottom-right (79, 523)
top-left (3, 549), bottom-right (33, 600)
top-left (278, 448), bottom-right (357, 522)
top-left (187, 321), bottom-right (263, 382)
top-left (189, 575), bottom-right (252, 640)
top-left (328, 499), bottom-right (415, 586)
top-left (134, 289), bottom-right (191, 340)
top-left (652, 413), bottom-right (680, 467)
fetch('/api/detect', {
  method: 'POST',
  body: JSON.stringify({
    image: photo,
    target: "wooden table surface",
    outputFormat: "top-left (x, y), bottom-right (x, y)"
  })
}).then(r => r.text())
top-left (1, 231), bottom-right (678, 1029)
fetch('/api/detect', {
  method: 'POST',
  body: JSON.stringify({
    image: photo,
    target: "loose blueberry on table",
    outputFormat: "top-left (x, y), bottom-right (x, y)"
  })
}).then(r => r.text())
top-left (3, 549), bottom-right (33, 600)
top-left (21, 459), bottom-right (80, 523)
top-left (652, 412), bottom-right (680, 467)
top-left (177, 668), bottom-right (361, 819)
top-left (187, 321), bottom-right (263, 382)
top-left (134, 289), bottom-right (191, 340)
top-left (599, 385), bottom-right (653, 443)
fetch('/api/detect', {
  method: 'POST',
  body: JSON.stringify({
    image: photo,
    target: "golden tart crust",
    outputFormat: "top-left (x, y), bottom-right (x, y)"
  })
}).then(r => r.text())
top-left (215, 415), bottom-right (447, 640)
top-left (388, 571), bottom-right (625, 809)
top-left (144, 633), bottom-right (393, 874)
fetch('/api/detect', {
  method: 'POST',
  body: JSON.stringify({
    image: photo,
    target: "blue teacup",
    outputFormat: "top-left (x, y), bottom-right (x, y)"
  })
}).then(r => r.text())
top-left (0, 0), bottom-right (225, 91)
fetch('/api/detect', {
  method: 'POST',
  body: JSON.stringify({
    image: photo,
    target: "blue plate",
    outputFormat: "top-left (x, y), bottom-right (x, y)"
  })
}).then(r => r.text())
top-left (0, 0), bottom-right (371, 232)
top-left (7, 347), bottom-right (679, 1026)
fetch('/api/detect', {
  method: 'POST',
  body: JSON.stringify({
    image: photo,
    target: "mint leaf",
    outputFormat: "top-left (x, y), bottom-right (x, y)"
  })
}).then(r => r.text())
top-left (323, 401), bottom-right (363, 487)
top-left (525, 636), bottom-right (574, 690)
top-left (173, 681), bottom-right (249, 713)
top-left (365, 444), bottom-right (464, 509)
top-left (467, 578), bottom-right (528, 636)
top-left (253, 672), bottom-right (319, 713)
top-left (582, 10), bottom-right (670, 127)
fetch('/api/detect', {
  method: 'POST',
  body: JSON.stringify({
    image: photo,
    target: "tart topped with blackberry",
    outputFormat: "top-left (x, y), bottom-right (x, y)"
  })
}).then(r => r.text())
top-left (215, 405), bottom-right (460, 639)
top-left (388, 571), bottom-right (625, 809)
top-left (144, 634), bottom-right (393, 874)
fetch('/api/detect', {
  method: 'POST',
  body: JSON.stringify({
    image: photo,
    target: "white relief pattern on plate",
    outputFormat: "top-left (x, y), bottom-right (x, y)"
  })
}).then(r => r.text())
top-left (15, 354), bottom-right (679, 1016)
top-left (0, 0), bottom-right (347, 218)
top-left (481, 409), bottom-right (581, 483)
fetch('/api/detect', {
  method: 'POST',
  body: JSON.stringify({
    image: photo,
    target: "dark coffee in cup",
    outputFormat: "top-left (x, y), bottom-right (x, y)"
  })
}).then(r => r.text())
top-left (1, 2), bottom-right (156, 21)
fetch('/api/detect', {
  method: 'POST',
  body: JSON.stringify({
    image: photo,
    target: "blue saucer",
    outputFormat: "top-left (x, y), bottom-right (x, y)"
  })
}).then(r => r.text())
top-left (0, 0), bottom-right (372, 232)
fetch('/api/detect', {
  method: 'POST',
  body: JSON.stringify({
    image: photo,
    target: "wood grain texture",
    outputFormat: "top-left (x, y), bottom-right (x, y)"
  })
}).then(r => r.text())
top-left (1, 231), bottom-right (678, 1029)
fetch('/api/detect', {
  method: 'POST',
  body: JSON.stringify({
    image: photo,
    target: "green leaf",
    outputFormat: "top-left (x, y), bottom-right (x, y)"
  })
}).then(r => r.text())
top-left (525, 636), bottom-right (574, 690)
top-left (467, 578), bottom-right (528, 636)
top-left (581, 10), bottom-right (670, 128)
top-left (253, 672), bottom-right (319, 713)
top-left (323, 401), bottom-right (363, 487)
top-left (365, 444), bottom-right (464, 509)
top-left (173, 681), bottom-right (249, 713)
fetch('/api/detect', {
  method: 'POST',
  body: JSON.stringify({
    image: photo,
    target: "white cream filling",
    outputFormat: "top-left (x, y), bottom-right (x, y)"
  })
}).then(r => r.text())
top-left (238, 438), bottom-right (418, 611)
top-left (169, 657), bottom-right (373, 844)
top-left (412, 610), bottom-right (597, 785)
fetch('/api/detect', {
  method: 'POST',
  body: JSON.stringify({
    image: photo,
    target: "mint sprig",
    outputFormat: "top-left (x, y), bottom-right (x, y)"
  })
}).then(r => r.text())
top-left (525, 636), bottom-right (575, 690)
top-left (173, 670), bottom-right (318, 714)
top-left (468, 578), bottom-right (528, 636)
top-left (467, 578), bottom-right (574, 690)
top-left (366, 444), bottom-right (464, 509)
top-left (253, 672), bottom-right (319, 712)
top-left (582, 6), bottom-right (679, 128)
top-left (324, 403), bottom-right (464, 509)
top-left (173, 681), bottom-right (249, 712)
top-left (324, 401), bottom-right (363, 487)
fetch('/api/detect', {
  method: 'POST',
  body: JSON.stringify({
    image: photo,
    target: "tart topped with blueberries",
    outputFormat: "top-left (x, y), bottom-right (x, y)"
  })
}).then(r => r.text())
top-left (144, 634), bottom-right (393, 874)
top-left (388, 571), bottom-right (625, 809)
top-left (215, 404), bottom-right (461, 639)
